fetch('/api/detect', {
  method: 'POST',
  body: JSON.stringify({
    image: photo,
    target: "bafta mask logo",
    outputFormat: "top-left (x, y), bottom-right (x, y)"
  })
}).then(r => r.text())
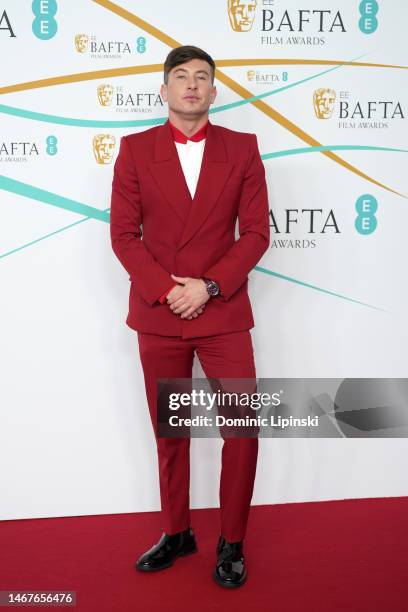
top-left (97, 84), bottom-right (114, 106)
top-left (247, 70), bottom-right (256, 81)
top-left (228, 0), bottom-right (257, 32)
top-left (75, 33), bottom-right (89, 53)
top-left (313, 88), bottom-right (336, 119)
top-left (93, 134), bottom-right (116, 164)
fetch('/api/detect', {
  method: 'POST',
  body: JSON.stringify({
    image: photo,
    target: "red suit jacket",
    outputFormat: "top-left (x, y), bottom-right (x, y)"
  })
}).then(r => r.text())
top-left (110, 118), bottom-right (270, 339)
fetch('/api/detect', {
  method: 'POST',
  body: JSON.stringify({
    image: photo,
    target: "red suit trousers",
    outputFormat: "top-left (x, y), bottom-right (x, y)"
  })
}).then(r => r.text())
top-left (137, 329), bottom-right (258, 543)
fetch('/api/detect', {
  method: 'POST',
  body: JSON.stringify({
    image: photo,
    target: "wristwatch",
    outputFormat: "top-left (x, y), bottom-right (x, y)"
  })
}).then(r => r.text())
top-left (203, 278), bottom-right (220, 297)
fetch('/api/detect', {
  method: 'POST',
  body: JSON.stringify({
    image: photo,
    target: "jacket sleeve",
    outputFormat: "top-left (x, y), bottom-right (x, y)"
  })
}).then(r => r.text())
top-left (110, 136), bottom-right (174, 306)
top-left (158, 284), bottom-right (178, 304)
top-left (203, 133), bottom-right (270, 301)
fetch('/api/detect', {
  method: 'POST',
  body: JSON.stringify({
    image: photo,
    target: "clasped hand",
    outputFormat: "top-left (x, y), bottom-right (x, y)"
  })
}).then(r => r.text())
top-left (165, 274), bottom-right (210, 320)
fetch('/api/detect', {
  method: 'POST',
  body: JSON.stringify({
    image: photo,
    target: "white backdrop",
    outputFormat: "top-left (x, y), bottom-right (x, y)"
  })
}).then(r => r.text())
top-left (1, 0), bottom-right (407, 520)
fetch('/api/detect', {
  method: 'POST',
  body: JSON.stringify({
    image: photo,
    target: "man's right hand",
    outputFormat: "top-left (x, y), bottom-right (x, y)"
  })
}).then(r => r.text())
top-left (166, 284), bottom-right (206, 320)
top-left (187, 305), bottom-right (206, 319)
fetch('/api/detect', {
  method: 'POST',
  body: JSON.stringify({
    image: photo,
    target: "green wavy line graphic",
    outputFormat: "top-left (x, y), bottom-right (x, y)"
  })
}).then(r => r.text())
top-left (265, 145), bottom-right (408, 159)
top-left (2, 141), bottom-right (407, 231)
top-left (0, 213), bottom-right (383, 311)
top-left (0, 53), bottom-right (368, 128)
top-left (0, 175), bottom-right (109, 222)
top-left (0, 211), bottom-right (109, 259)
top-left (0, 172), bottom-right (389, 310)
top-left (255, 265), bottom-right (387, 312)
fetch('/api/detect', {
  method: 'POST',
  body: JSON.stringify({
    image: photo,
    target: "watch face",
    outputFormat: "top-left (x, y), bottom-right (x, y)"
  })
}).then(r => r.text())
top-left (207, 281), bottom-right (219, 296)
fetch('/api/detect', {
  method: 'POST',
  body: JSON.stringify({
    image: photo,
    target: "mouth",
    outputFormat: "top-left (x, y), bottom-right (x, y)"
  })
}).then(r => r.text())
top-left (183, 96), bottom-right (199, 101)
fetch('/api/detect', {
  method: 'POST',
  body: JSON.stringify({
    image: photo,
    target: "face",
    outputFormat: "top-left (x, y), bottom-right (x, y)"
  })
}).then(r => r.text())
top-left (160, 58), bottom-right (217, 120)
top-left (98, 84), bottom-right (114, 106)
top-left (75, 34), bottom-right (88, 53)
top-left (93, 135), bottom-right (116, 164)
top-left (314, 89), bottom-right (336, 119)
top-left (228, 0), bottom-right (257, 32)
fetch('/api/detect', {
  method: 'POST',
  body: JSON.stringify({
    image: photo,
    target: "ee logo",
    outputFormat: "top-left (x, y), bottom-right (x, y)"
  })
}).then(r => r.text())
top-left (45, 135), bottom-right (58, 156)
top-left (136, 36), bottom-right (146, 53)
top-left (359, 0), bottom-right (379, 34)
top-left (32, 0), bottom-right (58, 40)
top-left (355, 194), bottom-right (378, 235)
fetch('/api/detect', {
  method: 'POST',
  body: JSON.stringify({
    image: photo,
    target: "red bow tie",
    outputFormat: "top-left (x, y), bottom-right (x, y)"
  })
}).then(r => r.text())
top-left (169, 120), bottom-right (208, 144)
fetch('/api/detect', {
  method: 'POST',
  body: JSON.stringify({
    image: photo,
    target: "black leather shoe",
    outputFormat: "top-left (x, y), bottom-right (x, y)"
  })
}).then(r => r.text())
top-left (135, 527), bottom-right (197, 572)
top-left (213, 535), bottom-right (247, 588)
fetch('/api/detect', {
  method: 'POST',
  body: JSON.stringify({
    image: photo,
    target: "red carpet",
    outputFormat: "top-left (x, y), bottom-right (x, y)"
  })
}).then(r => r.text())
top-left (1, 498), bottom-right (407, 611)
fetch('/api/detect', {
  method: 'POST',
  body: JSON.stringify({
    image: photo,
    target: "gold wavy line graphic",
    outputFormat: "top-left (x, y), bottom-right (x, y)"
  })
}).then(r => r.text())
top-left (219, 58), bottom-right (407, 69)
top-left (218, 70), bottom-right (406, 196)
top-left (0, 65), bottom-right (163, 94)
top-left (1, 57), bottom-right (406, 95)
top-left (89, 0), bottom-right (405, 198)
top-left (0, 0), bottom-right (403, 197)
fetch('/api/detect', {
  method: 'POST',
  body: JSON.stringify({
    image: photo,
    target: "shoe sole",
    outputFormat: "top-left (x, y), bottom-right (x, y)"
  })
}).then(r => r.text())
top-left (135, 545), bottom-right (198, 572)
top-left (212, 567), bottom-right (247, 588)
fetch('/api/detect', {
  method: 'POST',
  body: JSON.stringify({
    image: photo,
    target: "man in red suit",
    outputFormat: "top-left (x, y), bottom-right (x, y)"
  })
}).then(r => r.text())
top-left (110, 45), bottom-right (270, 588)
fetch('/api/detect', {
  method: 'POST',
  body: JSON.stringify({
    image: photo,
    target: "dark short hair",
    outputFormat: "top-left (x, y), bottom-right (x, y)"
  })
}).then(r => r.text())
top-left (163, 45), bottom-right (216, 85)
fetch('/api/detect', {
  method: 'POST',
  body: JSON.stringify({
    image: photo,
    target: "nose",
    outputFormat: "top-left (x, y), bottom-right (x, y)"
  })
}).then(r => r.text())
top-left (186, 78), bottom-right (198, 91)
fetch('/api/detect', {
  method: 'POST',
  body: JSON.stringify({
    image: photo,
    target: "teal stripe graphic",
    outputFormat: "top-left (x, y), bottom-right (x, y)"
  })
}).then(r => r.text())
top-left (0, 103), bottom-right (164, 128)
top-left (0, 174), bottom-right (384, 310)
top-left (0, 210), bottom-right (109, 259)
top-left (0, 53), bottom-right (369, 128)
top-left (0, 216), bottom-right (383, 310)
top-left (0, 43), bottom-right (386, 313)
top-left (255, 265), bottom-right (387, 312)
top-left (215, 52), bottom-right (369, 112)
top-left (2, 137), bottom-right (407, 248)
top-left (0, 175), bottom-right (110, 222)
top-left (263, 145), bottom-right (408, 159)
top-left (2, 139), bottom-right (406, 237)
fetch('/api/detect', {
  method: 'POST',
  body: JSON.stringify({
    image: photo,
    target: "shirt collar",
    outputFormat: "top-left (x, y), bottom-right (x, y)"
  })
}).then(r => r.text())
top-left (169, 119), bottom-right (209, 144)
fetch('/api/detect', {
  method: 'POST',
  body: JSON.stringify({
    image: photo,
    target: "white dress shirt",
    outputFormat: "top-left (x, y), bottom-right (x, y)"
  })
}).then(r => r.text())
top-left (174, 138), bottom-right (206, 199)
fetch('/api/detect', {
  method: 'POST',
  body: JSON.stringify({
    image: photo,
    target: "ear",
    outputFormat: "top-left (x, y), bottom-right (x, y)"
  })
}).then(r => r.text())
top-left (210, 86), bottom-right (217, 104)
top-left (160, 83), bottom-right (167, 102)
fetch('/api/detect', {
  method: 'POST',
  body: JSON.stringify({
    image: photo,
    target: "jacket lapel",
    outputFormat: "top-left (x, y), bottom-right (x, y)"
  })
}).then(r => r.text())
top-left (148, 118), bottom-right (235, 251)
top-left (148, 119), bottom-right (192, 225)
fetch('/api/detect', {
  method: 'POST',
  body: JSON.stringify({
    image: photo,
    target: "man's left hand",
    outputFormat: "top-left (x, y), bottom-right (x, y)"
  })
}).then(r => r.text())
top-left (167, 274), bottom-right (210, 319)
